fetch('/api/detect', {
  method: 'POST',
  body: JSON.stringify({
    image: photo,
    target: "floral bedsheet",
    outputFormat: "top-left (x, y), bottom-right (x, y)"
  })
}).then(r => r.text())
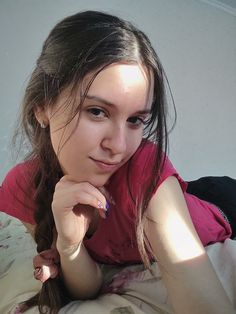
top-left (0, 211), bottom-right (235, 314)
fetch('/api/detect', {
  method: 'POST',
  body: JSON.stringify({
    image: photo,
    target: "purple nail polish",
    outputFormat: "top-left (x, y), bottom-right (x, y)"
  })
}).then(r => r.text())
top-left (98, 201), bottom-right (103, 209)
top-left (105, 202), bottom-right (110, 217)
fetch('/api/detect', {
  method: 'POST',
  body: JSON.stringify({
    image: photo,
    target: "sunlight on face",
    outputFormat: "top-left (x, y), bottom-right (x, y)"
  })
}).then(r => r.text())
top-left (114, 63), bottom-right (152, 97)
top-left (45, 63), bottom-right (153, 186)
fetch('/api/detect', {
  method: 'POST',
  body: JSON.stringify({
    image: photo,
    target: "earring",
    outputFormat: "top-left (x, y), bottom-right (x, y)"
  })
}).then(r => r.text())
top-left (40, 121), bottom-right (47, 129)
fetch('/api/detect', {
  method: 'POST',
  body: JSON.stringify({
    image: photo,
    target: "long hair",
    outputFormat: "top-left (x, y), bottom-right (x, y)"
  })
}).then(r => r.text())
top-left (14, 10), bottom-right (174, 313)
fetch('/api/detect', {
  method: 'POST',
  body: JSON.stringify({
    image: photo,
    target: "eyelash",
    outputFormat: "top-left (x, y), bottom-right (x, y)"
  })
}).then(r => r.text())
top-left (127, 116), bottom-right (146, 126)
top-left (86, 107), bottom-right (147, 128)
top-left (87, 107), bottom-right (107, 118)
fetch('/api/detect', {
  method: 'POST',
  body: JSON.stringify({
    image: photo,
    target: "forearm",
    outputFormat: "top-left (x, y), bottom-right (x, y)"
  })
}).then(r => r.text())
top-left (158, 243), bottom-right (235, 314)
top-left (57, 241), bottom-right (103, 300)
top-left (146, 219), bottom-right (235, 313)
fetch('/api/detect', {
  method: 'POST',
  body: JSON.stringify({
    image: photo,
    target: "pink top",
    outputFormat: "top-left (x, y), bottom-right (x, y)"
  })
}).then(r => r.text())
top-left (0, 140), bottom-right (232, 265)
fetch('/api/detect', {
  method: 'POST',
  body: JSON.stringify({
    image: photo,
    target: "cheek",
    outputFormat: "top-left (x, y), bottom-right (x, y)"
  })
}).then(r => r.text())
top-left (127, 131), bottom-right (143, 156)
top-left (50, 130), bottom-right (62, 156)
top-left (49, 117), bottom-right (80, 156)
top-left (49, 130), bottom-right (74, 164)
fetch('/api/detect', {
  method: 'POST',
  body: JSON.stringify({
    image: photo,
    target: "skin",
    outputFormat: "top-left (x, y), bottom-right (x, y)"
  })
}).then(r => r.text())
top-left (33, 62), bottom-right (235, 312)
top-left (46, 63), bottom-right (152, 187)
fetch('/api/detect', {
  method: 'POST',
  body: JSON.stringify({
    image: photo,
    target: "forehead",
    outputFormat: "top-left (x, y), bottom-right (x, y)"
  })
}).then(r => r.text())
top-left (84, 63), bottom-right (154, 109)
top-left (50, 63), bottom-right (154, 118)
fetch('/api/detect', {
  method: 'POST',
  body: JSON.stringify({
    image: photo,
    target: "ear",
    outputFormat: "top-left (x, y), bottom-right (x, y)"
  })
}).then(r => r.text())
top-left (34, 106), bottom-right (49, 128)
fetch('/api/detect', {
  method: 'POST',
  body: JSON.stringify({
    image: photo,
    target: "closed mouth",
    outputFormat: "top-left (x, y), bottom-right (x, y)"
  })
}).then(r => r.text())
top-left (90, 157), bottom-right (122, 172)
top-left (90, 158), bottom-right (121, 166)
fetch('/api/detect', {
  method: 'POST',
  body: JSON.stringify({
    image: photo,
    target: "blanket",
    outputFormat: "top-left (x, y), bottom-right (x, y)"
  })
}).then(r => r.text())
top-left (0, 212), bottom-right (235, 314)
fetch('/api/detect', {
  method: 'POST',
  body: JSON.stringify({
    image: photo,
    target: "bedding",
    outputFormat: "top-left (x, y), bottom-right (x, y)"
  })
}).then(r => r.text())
top-left (0, 211), bottom-right (235, 314)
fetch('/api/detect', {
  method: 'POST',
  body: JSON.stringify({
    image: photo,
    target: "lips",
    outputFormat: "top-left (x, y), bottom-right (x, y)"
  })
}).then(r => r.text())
top-left (90, 158), bottom-right (121, 172)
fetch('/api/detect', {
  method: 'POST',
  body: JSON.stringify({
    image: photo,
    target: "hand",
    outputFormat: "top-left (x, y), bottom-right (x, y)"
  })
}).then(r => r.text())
top-left (51, 175), bottom-right (107, 251)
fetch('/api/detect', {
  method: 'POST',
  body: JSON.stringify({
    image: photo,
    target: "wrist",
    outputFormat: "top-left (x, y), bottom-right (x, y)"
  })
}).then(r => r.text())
top-left (56, 240), bottom-right (83, 260)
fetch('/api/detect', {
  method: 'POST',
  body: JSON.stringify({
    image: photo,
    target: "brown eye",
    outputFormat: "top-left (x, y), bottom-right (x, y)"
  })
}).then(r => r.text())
top-left (127, 116), bottom-right (145, 126)
top-left (87, 108), bottom-right (107, 118)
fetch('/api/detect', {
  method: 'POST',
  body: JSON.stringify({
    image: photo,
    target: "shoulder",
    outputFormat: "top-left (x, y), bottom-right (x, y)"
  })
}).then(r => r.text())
top-left (2, 159), bottom-right (37, 182)
top-left (0, 159), bottom-right (38, 224)
top-left (108, 140), bottom-right (187, 208)
top-left (129, 139), bottom-right (187, 195)
top-left (1, 159), bottom-right (38, 195)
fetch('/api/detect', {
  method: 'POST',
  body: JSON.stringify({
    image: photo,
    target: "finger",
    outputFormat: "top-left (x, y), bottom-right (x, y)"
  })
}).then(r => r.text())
top-left (54, 181), bottom-right (107, 211)
top-left (52, 191), bottom-right (107, 224)
top-left (98, 186), bottom-right (115, 206)
top-left (63, 180), bottom-right (108, 205)
top-left (73, 185), bottom-right (109, 219)
top-left (72, 191), bottom-right (108, 219)
top-left (59, 174), bottom-right (78, 183)
top-left (54, 189), bottom-right (100, 211)
top-left (53, 180), bottom-right (109, 222)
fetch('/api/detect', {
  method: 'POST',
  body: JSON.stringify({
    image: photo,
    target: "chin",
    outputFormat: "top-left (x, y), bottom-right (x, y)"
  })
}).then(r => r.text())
top-left (90, 176), bottom-right (110, 188)
top-left (77, 172), bottom-right (110, 188)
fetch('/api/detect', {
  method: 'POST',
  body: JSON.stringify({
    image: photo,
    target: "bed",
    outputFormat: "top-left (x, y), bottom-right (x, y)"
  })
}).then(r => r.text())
top-left (0, 211), bottom-right (236, 314)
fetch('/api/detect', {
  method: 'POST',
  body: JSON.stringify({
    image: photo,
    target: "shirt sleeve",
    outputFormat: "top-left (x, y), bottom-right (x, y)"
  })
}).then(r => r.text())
top-left (129, 140), bottom-right (188, 198)
top-left (154, 154), bottom-right (188, 195)
top-left (0, 161), bottom-right (36, 224)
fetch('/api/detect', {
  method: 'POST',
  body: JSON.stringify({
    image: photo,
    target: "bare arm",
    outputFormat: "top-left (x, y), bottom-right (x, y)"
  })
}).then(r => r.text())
top-left (22, 220), bottom-right (102, 298)
top-left (57, 240), bottom-right (102, 299)
top-left (52, 176), bottom-right (107, 299)
top-left (145, 176), bottom-right (235, 314)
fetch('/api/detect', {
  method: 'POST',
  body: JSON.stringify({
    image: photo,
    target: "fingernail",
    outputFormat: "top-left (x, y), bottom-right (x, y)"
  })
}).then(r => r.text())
top-left (98, 201), bottom-right (103, 209)
top-left (104, 202), bottom-right (110, 217)
top-left (98, 201), bottom-right (109, 218)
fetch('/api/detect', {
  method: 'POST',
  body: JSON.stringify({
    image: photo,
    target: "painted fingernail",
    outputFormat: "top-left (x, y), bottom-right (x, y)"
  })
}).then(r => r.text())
top-left (98, 201), bottom-right (103, 209)
top-left (97, 201), bottom-right (109, 218)
top-left (104, 202), bottom-right (110, 217)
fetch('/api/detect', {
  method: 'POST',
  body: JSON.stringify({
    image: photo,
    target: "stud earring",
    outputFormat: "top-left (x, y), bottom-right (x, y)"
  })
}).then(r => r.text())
top-left (40, 121), bottom-right (47, 129)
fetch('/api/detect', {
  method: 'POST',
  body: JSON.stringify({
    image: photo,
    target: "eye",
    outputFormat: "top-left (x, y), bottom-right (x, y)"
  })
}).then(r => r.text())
top-left (87, 107), bottom-right (107, 118)
top-left (127, 116), bottom-right (146, 127)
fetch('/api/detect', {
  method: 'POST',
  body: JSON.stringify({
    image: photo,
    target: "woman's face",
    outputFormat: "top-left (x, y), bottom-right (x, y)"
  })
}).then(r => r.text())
top-left (46, 63), bottom-right (153, 187)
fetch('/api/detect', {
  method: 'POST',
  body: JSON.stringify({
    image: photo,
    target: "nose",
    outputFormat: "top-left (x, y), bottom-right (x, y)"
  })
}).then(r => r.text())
top-left (101, 123), bottom-right (127, 155)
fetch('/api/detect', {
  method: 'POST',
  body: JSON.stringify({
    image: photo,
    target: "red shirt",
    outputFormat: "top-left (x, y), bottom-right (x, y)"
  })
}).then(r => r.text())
top-left (0, 141), bottom-right (232, 264)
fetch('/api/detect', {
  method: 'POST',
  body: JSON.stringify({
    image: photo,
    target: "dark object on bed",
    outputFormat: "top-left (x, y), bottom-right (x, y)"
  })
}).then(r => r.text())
top-left (187, 176), bottom-right (236, 238)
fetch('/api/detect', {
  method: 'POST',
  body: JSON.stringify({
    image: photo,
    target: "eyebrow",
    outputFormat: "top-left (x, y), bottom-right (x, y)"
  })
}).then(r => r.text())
top-left (85, 94), bottom-right (151, 115)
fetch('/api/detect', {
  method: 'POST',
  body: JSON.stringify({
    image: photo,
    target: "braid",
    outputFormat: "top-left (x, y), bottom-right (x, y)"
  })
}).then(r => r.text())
top-left (21, 152), bottom-right (71, 313)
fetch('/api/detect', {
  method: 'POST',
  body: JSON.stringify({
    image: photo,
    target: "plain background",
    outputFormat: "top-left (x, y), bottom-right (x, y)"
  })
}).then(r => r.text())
top-left (0, 0), bottom-right (235, 182)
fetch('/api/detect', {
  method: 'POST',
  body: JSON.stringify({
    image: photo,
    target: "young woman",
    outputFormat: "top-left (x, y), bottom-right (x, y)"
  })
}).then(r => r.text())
top-left (0, 10), bottom-right (235, 314)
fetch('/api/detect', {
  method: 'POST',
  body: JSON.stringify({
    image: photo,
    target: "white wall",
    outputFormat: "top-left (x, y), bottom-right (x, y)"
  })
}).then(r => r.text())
top-left (0, 0), bottom-right (235, 182)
